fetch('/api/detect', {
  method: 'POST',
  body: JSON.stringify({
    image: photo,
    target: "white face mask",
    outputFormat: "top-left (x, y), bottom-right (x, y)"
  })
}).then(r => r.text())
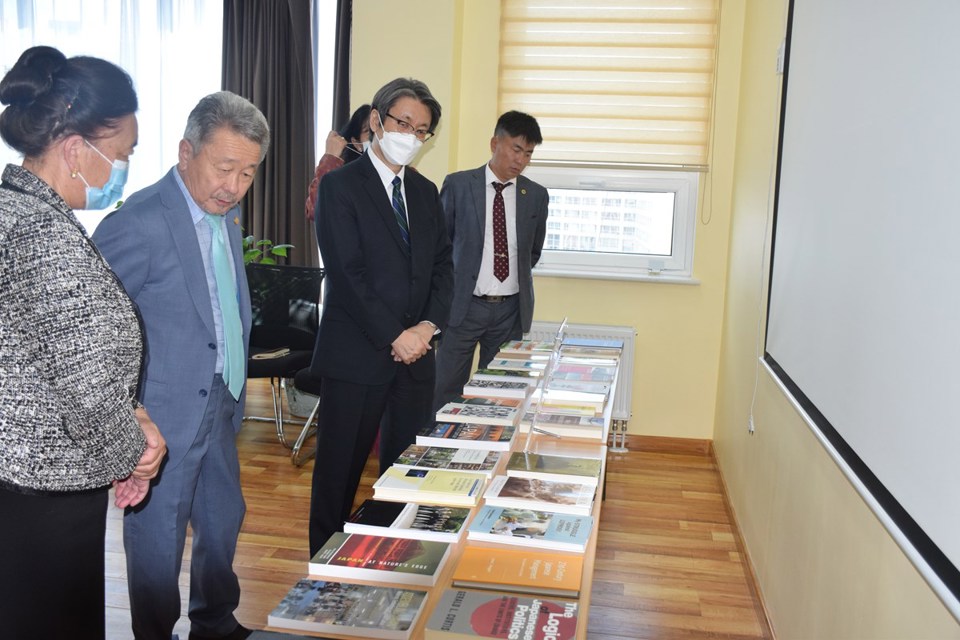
top-left (376, 113), bottom-right (423, 166)
top-left (362, 139), bottom-right (371, 153)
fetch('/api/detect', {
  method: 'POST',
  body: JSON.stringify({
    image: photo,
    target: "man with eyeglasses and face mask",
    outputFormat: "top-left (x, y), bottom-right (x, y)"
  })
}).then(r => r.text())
top-left (307, 77), bottom-right (453, 556)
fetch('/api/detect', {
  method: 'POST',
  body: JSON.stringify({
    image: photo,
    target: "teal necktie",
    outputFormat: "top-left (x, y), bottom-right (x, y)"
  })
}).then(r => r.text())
top-left (205, 214), bottom-right (245, 400)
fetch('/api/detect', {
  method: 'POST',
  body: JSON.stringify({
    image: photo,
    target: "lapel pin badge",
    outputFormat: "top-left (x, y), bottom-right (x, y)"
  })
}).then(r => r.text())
top-left (233, 216), bottom-right (239, 225)
top-left (521, 188), bottom-right (527, 195)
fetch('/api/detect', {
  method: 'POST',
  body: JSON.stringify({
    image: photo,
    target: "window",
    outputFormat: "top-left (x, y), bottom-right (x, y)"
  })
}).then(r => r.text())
top-left (0, 0), bottom-right (223, 233)
top-left (525, 164), bottom-right (699, 278)
top-left (499, 0), bottom-right (717, 280)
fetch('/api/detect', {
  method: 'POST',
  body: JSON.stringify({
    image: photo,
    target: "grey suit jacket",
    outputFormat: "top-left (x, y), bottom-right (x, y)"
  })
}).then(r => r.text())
top-left (441, 165), bottom-right (548, 332)
top-left (93, 168), bottom-right (252, 469)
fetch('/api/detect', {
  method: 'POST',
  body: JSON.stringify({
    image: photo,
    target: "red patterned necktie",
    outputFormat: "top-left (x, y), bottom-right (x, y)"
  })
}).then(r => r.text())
top-left (492, 181), bottom-right (511, 281)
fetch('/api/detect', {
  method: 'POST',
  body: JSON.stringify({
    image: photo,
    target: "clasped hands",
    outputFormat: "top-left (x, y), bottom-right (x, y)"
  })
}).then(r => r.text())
top-left (391, 323), bottom-right (435, 364)
top-left (113, 407), bottom-right (168, 509)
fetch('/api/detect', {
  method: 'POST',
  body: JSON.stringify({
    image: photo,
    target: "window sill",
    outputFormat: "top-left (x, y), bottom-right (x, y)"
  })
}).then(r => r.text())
top-left (533, 266), bottom-right (700, 285)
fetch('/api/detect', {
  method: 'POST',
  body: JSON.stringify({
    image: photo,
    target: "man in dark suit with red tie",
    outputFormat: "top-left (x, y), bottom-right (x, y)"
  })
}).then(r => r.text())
top-left (308, 77), bottom-right (453, 555)
top-left (433, 111), bottom-right (548, 410)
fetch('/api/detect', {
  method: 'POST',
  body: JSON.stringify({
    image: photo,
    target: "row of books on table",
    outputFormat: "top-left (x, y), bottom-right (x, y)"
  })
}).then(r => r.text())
top-left (266, 336), bottom-right (619, 639)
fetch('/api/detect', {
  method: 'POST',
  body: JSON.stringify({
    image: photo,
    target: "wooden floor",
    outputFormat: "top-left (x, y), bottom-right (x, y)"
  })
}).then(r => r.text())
top-left (105, 379), bottom-right (773, 639)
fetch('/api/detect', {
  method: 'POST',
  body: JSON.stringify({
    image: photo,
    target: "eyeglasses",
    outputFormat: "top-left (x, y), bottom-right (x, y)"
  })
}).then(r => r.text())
top-left (384, 112), bottom-right (435, 141)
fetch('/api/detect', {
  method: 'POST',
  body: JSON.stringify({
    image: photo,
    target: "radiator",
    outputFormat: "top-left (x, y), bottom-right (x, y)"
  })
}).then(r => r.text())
top-left (525, 321), bottom-right (635, 422)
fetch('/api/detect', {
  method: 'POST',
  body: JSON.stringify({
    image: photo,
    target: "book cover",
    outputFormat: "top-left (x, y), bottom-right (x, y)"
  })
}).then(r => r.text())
top-left (394, 444), bottom-right (501, 477)
top-left (497, 339), bottom-right (556, 355)
top-left (486, 358), bottom-right (546, 374)
top-left (505, 451), bottom-right (601, 486)
top-left (373, 466), bottom-right (486, 507)
top-left (308, 532), bottom-right (451, 587)
top-left (518, 411), bottom-right (606, 440)
top-left (561, 336), bottom-right (623, 350)
top-left (267, 578), bottom-right (427, 640)
top-left (483, 475), bottom-right (596, 517)
top-left (462, 378), bottom-right (533, 399)
top-left (416, 422), bottom-right (517, 452)
top-left (551, 364), bottom-right (616, 382)
top-left (451, 545), bottom-right (584, 599)
top-left (471, 368), bottom-right (541, 386)
top-left (543, 378), bottom-right (612, 396)
top-left (525, 399), bottom-right (600, 418)
top-left (436, 396), bottom-right (523, 427)
top-left (467, 505), bottom-right (594, 553)
top-left (532, 388), bottom-right (606, 413)
top-left (424, 589), bottom-right (580, 640)
top-left (344, 499), bottom-right (471, 544)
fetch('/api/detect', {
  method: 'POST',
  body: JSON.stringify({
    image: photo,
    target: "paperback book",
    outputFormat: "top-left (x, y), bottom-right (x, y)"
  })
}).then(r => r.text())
top-left (543, 378), bottom-right (612, 396)
top-left (436, 396), bottom-right (523, 427)
top-left (549, 366), bottom-right (616, 383)
top-left (485, 358), bottom-right (546, 374)
top-left (560, 337), bottom-right (624, 358)
top-left (483, 475), bottom-right (596, 517)
top-left (451, 545), bottom-right (584, 599)
top-left (518, 411), bottom-right (606, 440)
top-left (344, 499), bottom-right (471, 544)
top-left (532, 387), bottom-right (606, 413)
top-left (373, 466), bottom-right (486, 507)
top-left (416, 422), bottom-right (517, 452)
top-left (525, 399), bottom-right (600, 418)
top-left (394, 444), bottom-right (501, 477)
top-left (308, 532), bottom-right (451, 587)
top-left (425, 589), bottom-right (580, 640)
top-left (497, 338), bottom-right (556, 355)
top-left (462, 377), bottom-right (533, 399)
top-left (505, 451), bottom-right (602, 486)
top-left (471, 367), bottom-right (541, 386)
top-left (267, 578), bottom-right (427, 640)
top-left (467, 504), bottom-right (594, 553)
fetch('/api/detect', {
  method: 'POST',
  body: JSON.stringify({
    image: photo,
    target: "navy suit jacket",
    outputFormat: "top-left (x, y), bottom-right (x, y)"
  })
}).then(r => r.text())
top-left (440, 165), bottom-right (548, 332)
top-left (311, 153), bottom-right (453, 385)
top-left (93, 168), bottom-right (252, 468)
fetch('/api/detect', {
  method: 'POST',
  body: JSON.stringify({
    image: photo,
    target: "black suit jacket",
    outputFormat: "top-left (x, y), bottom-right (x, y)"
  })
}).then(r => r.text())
top-left (311, 153), bottom-right (453, 385)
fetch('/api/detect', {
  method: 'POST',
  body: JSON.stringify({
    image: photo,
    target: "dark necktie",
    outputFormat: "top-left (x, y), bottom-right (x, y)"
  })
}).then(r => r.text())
top-left (492, 181), bottom-right (511, 281)
top-left (391, 176), bottom-right (410, 247)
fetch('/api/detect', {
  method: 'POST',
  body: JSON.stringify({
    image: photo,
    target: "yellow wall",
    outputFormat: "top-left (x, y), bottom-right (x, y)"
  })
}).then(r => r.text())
top-left (354, 0), bottom-right (740, 440)
top-left (713, 0), bottom-right (960, 636)
top-left (351, 0), bottom-right (960, 635)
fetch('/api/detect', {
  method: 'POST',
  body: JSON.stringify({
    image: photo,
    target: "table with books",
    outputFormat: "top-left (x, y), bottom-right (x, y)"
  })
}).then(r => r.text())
top-left (265, 328), bottom-right (623, 639)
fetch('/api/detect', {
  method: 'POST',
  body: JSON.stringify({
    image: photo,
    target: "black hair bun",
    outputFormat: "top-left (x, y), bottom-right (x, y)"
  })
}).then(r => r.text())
top-left (0, 45), bottom-right (67, 108)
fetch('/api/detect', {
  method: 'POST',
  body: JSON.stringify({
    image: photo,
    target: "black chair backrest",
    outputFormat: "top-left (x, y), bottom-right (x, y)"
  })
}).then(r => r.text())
top-left (246, 263), bottom-right (325, 350)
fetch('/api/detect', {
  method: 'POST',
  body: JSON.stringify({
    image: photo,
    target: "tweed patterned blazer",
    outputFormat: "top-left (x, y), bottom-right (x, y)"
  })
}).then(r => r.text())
top-left (0, 164), bottom-right (146, 492)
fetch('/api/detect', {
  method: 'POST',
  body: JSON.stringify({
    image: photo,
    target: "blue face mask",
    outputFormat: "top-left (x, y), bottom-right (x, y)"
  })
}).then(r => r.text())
top-left (78, 140), bottom-right (129, 210)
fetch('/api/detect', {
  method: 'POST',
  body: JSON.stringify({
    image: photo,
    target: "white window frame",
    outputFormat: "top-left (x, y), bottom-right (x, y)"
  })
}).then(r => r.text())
top-left (524, 164), bottom-right (700, 282)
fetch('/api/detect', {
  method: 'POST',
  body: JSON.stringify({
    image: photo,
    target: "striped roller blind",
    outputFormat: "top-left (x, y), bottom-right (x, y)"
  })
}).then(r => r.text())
top-left (499, 0), bottom-right (719, 169)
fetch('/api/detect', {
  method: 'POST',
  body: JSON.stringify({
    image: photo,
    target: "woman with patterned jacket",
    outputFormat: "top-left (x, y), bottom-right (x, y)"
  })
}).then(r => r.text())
top-left (0, 46), bottom-right (166, 640)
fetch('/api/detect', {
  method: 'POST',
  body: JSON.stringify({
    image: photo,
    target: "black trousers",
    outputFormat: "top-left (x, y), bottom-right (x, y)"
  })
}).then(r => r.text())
top-left (308, 365), bottom-right (434, 556)
top-left (0, 483), bottom-right (109, 640)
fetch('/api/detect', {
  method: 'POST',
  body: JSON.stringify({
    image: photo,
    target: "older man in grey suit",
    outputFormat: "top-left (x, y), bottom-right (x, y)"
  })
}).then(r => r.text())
top-left (93, 91), bottom-right (268, 640)
top-left (434, 111), bottom-right (549, 409)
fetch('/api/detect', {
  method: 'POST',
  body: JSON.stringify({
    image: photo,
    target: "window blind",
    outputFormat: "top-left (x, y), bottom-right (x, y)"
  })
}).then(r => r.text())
top-left (499, 0), bottom-right (719, 169)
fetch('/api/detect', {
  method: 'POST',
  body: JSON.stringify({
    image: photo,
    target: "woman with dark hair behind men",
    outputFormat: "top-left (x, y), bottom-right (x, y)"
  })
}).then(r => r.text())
top-left (304, 103), bottom-right (371, 220)
top-left (0, 45), bottom-right (166, 639)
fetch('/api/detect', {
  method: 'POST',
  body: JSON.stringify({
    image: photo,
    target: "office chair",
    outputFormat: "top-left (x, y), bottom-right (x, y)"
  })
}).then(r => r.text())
top-left (244, 263), bottom-right (324, 449)
top-left (290, 367), bottom-right (323, 466)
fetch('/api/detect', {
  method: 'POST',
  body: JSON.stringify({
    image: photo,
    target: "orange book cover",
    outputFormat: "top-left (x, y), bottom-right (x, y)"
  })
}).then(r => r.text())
top-left (451, 545), bottom-right (583, 599)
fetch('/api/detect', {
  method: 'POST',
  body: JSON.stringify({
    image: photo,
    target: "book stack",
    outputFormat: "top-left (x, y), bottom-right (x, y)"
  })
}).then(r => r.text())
top-left (497, 338), bottom-right (556, 357)
top-left (268, 578), bottom-right (428, 639)
top-left (373, 466), bottom-right (487, 507)
top-left (393, 443), bottom-right (502, 478)
top-left (467, 504), bottom-right (594, 553)
top-left (462, 377), bottom-right (533, 400)
top-left (560, 336), bottom-right (623, 358)
top-left (416, 421), bottom-right (517, 452)
top-left (482, 475), bottom-right (596, 517)
top-left (451, 545), bottom-right (584, 599)
top-left (425, 589), bottom-right (580, 640)
top-left (471, 367), bottom-right (541, 387)
top-left (504, 451), bottom-right (602, 486)
top-left (344, 499), bottom-right (472, 544)
top-left (308, 532), bottom-right (452, 587)
top-left (435, 396), bottom-right (524, 427)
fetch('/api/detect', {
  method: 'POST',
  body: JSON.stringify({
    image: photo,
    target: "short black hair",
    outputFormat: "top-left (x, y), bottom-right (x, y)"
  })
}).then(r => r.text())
top-left (338, 104), bottom-right (371, 141)
top-left (494, 110), bottom-right (542, 146)
top-left (0, 45), bottom-right (138, 157)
